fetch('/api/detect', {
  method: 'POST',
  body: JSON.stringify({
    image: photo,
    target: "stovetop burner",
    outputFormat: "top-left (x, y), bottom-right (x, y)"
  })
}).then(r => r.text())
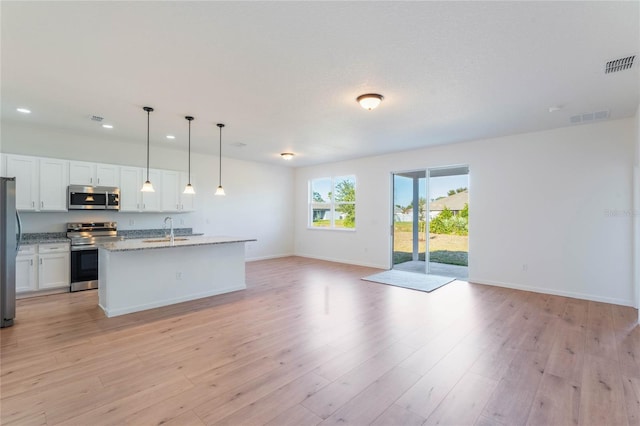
top-left (67, 222), bottom-right (122, 246)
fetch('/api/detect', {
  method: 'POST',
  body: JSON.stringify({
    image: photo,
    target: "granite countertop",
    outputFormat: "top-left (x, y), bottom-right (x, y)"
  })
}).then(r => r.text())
top-left (21, 233), bottom-right (69, 244)
top-left (19, 229), bottom-right (203, 245)
top-left (99, 236), bottom-right (256, 252)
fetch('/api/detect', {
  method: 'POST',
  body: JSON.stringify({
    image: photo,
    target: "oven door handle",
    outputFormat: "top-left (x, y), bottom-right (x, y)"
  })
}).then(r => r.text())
top-left (71, 245), bottom-right (99, 251)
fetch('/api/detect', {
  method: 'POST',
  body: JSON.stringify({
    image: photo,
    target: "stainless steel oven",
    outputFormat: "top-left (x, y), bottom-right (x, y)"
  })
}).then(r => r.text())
top-left (67, 222), bottom-right (122, 292)
top-left (70, 245), bottom-right (99, 291)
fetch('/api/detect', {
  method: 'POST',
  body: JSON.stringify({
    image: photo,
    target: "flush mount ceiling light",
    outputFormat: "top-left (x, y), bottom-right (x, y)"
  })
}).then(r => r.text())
top-left (215, 123), bottom-right (226, 196)
top-left (141, 106), bottom-right (155, 193)
top-left (166, 135), bottom-right (176, 140)
top-left (16, 107), bottom-right (31, 114)
top-left (102, 124), bottom-right (114, 129)
top-left (356, 93), bottom-right (384, 110)
top-left (183, 116), bottom-right (195, 195)
top-left (280, 152), bottom-right (295, 160)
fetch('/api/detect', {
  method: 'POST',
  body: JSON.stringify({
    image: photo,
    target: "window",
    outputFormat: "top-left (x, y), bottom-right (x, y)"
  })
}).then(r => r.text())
top-left (309, 175), bottom-right (356, 229)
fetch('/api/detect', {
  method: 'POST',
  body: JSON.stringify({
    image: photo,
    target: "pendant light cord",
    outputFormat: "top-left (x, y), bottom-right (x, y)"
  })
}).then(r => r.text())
top-left (219, 126), bottom-right (222, 186)
top-left (146, 109), bottom-right (150, 182)
top-left (188, 119), bottom-right (191, 184)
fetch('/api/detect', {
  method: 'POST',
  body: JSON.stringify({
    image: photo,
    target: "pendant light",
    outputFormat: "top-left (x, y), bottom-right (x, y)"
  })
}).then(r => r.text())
top-left (183, 116), bottom-right (195, 194)
top-left (215, 123), bottom-right (226, 196)
top-left (141, 106), bottom-right (155, 192)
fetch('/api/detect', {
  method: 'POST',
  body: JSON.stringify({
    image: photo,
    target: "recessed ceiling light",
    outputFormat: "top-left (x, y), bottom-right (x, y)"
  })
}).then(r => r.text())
top-left (280, 152), bottom-right (295, 160)
top-left (548, 105), bottom-right (563, 113)
top-left (166, 135), bottom-right (176, 140)
top-left (17, 107), bottom-right (31, 114)
top-left (102, 124), bottom-right (113, 129)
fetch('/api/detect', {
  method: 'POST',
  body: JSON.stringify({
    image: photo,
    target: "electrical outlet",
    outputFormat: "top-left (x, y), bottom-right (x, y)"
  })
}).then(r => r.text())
top-left (176, 272), bottom-right (182, 280)
top-left (129, 219), bottom-right (134, 226)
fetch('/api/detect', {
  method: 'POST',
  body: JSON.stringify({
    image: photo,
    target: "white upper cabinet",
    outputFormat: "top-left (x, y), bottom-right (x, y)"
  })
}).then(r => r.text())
top-left (141, 169), bottom-right (162, 212)
top-left (161, 170), bottom-right (180, 212)
top-left (179, 172), bottom-right (195, 212)
top-left (5, 155), bottom-right (38, 211)
top-left (38, 158), bottom-right (68, 211)
top-left (5, 155), bottom-right (68, 211)
top-left (70, 161), bottom-right (119, 187)
top-left (119, 166), bottom-right (142, 212)
top-left (4, 153), bottom-right (195, 213)
top-left (69, 161), bottom-right (94, 185)
top-left (96, 164), bottom-right (119, 187)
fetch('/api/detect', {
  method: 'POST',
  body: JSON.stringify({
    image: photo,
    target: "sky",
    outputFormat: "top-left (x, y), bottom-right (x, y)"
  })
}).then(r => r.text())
top-left (394, 174), bottom-right (468, 207)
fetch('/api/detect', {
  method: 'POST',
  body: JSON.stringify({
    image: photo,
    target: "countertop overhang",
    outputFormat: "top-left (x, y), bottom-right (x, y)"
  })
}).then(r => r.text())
top-left (99, 236), bottom-right (256, 252)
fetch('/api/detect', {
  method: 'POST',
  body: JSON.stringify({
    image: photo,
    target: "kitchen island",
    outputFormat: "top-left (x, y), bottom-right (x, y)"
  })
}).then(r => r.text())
top-left (98, 236), bottom-right (256, 317)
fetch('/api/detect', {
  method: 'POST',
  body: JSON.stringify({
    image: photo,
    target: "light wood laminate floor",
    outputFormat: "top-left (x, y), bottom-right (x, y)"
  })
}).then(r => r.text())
top-left (1, 256), bottom-right (639, 426)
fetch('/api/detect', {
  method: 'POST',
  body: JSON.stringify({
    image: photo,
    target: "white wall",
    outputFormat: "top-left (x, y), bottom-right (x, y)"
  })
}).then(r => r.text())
top-left (634, 106), bottom-right (640, 314)
top-left (294, 118), bottom-right (636, 306)
top-left (1, 121), bottom-right (294, 261)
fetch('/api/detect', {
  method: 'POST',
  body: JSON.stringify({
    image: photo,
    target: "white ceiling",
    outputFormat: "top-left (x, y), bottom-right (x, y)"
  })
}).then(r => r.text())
top-left (1, 1), bottom-right (639, 167)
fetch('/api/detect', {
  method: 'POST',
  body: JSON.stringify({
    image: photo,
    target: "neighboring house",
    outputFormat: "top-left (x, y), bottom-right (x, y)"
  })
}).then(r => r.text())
top-left (394, 207), bottom-right (413, 222)
top-left (312, 203), bottom-right (331, 221)
top-left (429, 190), bottom-right (468, 219)
top-left (312, 203), bottom-right (347, 221)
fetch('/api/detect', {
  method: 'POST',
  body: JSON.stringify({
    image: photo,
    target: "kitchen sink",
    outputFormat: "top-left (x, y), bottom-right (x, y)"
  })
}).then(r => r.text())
top-left (142, 238), bottom-right (189, 243)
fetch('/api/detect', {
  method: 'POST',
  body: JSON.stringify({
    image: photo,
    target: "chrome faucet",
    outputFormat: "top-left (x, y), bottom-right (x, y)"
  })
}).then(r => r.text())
top-left (163, 216), bottom-right (174, 244)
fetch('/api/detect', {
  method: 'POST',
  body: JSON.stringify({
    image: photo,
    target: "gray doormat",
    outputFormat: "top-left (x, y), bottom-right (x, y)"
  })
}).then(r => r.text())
top-left (362, 270), bottom-right (455, 293)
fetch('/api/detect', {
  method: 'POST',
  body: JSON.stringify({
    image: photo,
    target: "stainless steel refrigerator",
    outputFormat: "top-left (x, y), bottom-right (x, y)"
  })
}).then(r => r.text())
top-left (1, 177), bottom-right (22, 328)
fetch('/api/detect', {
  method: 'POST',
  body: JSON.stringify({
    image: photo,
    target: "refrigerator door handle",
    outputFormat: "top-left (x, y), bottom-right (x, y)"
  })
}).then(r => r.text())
top-left (16, 210), bottom-right (23, 254)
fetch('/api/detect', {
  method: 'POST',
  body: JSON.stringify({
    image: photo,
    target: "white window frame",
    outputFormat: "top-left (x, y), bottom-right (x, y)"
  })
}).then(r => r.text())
top-left (308, 175), bottom-right (356, 230)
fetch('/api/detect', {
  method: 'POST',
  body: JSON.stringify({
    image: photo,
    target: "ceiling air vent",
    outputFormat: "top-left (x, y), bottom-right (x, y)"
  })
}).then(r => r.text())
top-left (605, 55), bottom-right (635, 74)
top-left (569, 110), bottom-right (609, 125)
top-left (90, 115), bottom-right (104, 122)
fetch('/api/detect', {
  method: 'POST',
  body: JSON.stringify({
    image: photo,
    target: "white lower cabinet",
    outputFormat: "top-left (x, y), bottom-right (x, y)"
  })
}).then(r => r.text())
top-left (16, 245), bottom-right (37, 293)
top-left (16, 243), bottom-right (70, 294)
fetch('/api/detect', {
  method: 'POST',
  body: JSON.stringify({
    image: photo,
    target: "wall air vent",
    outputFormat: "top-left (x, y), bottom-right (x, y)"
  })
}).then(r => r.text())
top-left (605, 55), bottom-right (635, 74)
top-left (569, 110), bottom-right (609, 125)
top-left (90, 115), bottom-right (104, 122)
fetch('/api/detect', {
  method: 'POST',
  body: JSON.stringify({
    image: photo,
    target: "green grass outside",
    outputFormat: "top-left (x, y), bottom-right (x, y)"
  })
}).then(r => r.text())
top-left (393, 250), bottom-right (468, 266)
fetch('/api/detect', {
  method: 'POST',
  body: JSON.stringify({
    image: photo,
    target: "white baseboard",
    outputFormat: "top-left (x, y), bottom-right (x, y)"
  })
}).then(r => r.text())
top-left (246, 253), bottom-right (294, 262)
top-left (294, 253), bottom-right (386, 270)
top-left (100, 285), bottom-right (246, 317)
top-left (470, 277), bottom-right (635, 308)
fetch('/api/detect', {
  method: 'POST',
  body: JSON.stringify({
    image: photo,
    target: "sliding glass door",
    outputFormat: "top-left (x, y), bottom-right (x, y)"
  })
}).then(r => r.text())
top-left (391, 166), bottom-right (470, 279)
top-left (392, 171), bottom-right (427, 274)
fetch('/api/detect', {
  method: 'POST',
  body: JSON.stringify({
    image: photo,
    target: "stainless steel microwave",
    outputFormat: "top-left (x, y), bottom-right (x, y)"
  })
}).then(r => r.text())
top-left (68, 186), bottom-right (120, 210)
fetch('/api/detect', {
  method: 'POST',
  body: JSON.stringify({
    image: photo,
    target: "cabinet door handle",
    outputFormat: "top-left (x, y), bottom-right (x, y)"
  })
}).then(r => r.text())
top-left (143, 203), bottom-right (146, 209)
top-left (176, 204), bottom-right (179, 210)
top-left (41, 201), bottom-right (44, 208)
top-left (32, 201), bottom-right (35, 208)
top-left (90, 177), bottom-right (93, 183)
top-left (39, 259), bottom-right (42, 265)
top-left (30, 259), bottom-right (33, 266)
top-left (97, 178), bottom-right (100, 184)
